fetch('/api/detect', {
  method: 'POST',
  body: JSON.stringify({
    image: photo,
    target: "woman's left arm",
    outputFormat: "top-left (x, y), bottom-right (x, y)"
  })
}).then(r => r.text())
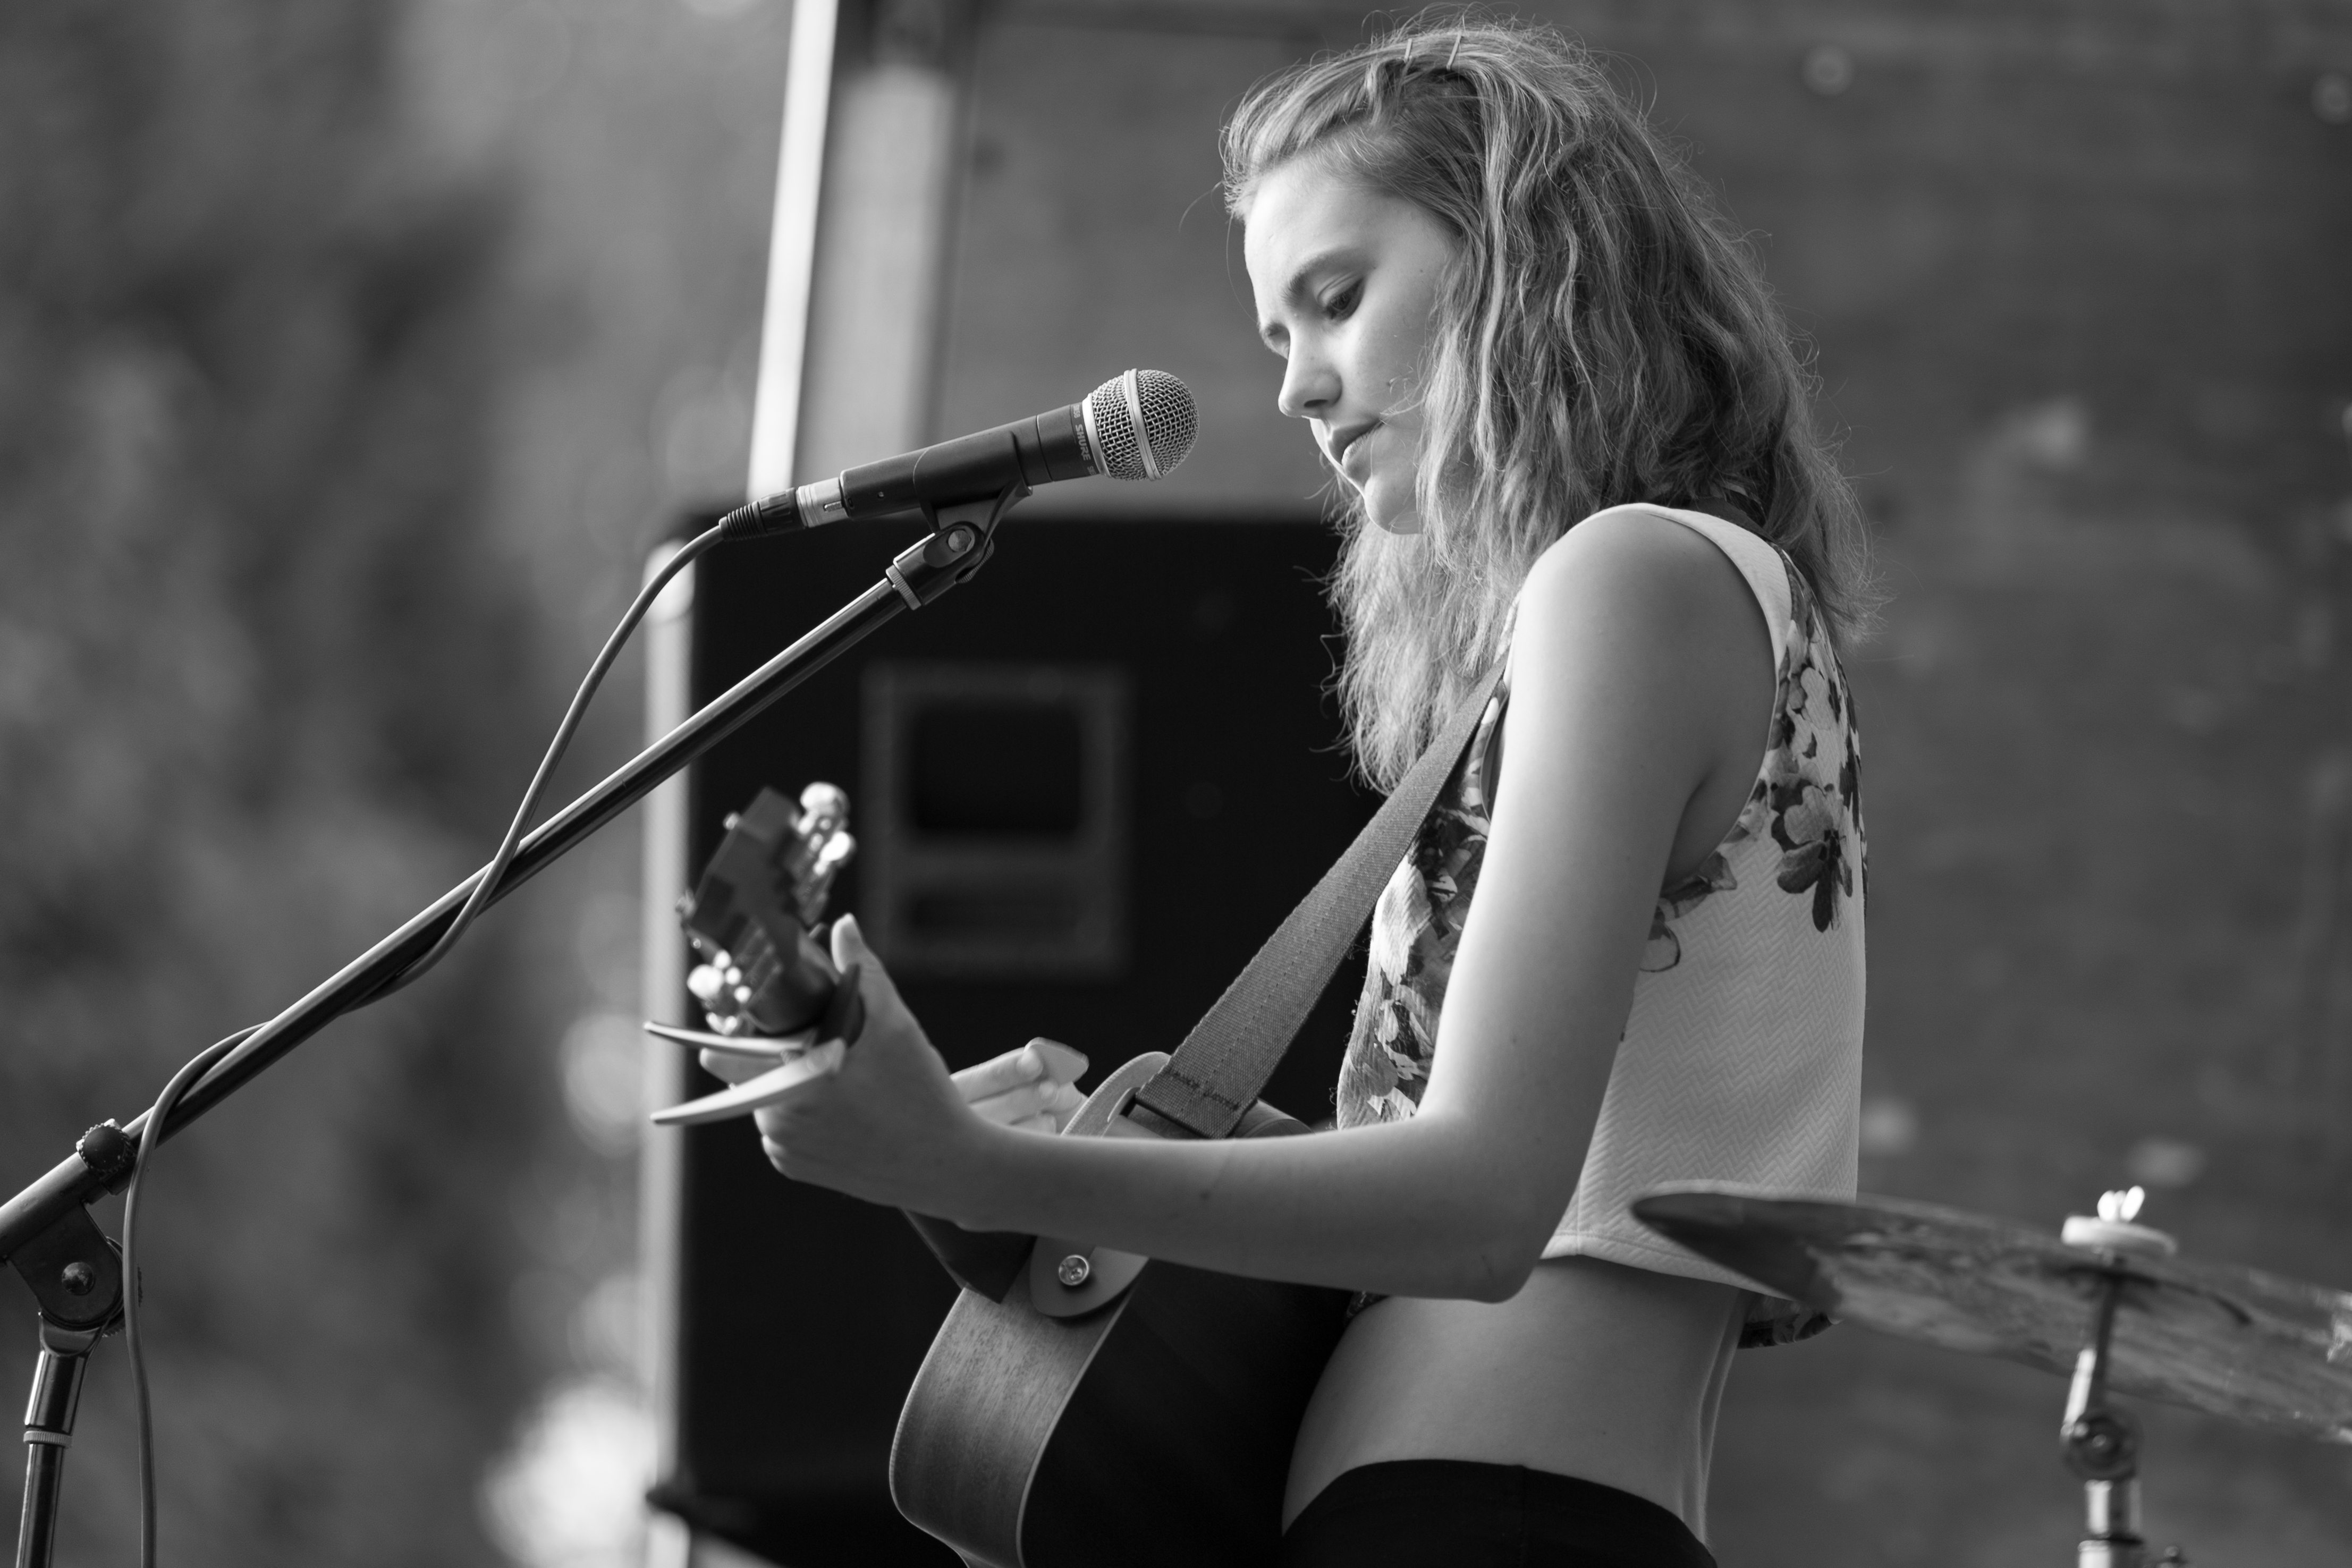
top-left (757, 514), bottom-right (1772, 1301)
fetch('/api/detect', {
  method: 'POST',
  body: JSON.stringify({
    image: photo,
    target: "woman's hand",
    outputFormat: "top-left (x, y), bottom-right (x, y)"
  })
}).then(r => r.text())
top-left (691, 917), bottom-right (1086, 1215)
top-left (695, 955), bottom-right (1088, 1136)
top-left (951, 1038), bottom-right (1089, 1132)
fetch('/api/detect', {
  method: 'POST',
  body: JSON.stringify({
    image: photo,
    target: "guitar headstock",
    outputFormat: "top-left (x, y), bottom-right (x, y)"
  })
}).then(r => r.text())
top-left (677, 783), bottom-right (857, 1038)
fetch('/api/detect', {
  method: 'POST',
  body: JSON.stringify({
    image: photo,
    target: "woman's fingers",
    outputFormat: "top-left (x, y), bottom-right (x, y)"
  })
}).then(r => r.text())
top-left (954, 1039), bottom-right (1091, 1130)
top-left (1037, 1079), bottom-right (1085, 1129)
top-left (831, 916), bottom-right (910, 1029)
top-left (952, 1039), bottom-right (1092, 1101)
top-left (953, 1038), bottom-right (1080, 1099)
top-left (953, 1047), bottom-right (1045, 1103)
top-left (713, 1031), bottom-right (1086, 1133)
top-left (718, 922), bottom-right (1088, 1205)
top-left (965, 1078), bottom-right (1087, 1129)
top-left (1027, 1039), bottom-right (1089, 1083)
top-left (970, 1082), bottom-right (1086, 1132)
top-left (728, 917), bottom-right (980, 1206)
top-left (965, 1082), bottom-right (1051, 1125)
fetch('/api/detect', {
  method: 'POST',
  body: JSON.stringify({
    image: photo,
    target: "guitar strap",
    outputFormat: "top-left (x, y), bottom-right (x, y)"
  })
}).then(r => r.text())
top-left (1127, 659), bottom-right (1506, 1141)
top-left (898, 659), bottom-right (1499, 1297)
top-left (1127, 496), bottom-right (1757, 1142)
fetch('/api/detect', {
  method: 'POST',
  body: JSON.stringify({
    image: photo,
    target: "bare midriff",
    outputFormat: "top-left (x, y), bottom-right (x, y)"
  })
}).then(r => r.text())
top-left (1282, 1255), bottom-right (1748, 1539)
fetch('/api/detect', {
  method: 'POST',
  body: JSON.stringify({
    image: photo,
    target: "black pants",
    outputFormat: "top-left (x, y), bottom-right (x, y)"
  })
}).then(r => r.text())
top-left (1278, 1460), bottom-right (1718, 1568)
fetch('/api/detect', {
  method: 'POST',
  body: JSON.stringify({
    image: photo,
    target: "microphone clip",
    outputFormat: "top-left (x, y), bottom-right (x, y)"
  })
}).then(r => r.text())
top-left (884, 482), bottom-right (1026, 611)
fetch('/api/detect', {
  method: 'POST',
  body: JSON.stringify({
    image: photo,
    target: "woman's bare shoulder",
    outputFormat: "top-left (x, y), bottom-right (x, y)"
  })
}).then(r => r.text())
top-left (1515, 506), bottom-right (1767, 676)
top-left (1499, 507), bottom-right (1778, 866)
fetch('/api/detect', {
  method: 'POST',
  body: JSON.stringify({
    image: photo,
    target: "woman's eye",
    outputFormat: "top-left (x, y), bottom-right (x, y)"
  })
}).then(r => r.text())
top-left (1322, 281), bottom-right (1363, 321)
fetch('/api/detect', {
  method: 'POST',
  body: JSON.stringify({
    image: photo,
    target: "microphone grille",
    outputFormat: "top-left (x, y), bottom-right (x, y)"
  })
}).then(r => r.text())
top-left (1084, 369), bottom-right (1197, 482)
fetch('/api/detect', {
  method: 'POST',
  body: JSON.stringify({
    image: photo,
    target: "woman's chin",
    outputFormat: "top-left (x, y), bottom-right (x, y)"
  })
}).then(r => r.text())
top-left (1331, 467), bottom-right (1422, 535)
top-left (1366, 488), bottom-right (1424, 535)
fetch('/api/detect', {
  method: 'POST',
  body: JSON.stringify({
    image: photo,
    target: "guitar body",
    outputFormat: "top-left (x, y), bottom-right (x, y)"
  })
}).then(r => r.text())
top-left (891, 1054), bottom-right (1350, 1567)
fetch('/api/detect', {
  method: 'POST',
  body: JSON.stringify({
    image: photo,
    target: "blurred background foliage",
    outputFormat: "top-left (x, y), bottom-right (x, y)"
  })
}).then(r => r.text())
top-left (0, 1), bottom-right (546, 1562)
top-left (0, 0), bottom-right (773, 1561)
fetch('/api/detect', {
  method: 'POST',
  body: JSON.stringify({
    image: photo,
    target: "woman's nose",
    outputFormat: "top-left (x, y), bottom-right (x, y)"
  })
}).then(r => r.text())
top-left (1276, 349), bottom-right (1338, 421)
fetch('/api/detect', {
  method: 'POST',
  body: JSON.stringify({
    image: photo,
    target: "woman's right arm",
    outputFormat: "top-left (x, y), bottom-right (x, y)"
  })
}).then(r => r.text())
top-left (736, 513), bottom-right (1772, 1302)
top-left (699, 1034), bottom-right (1087, 1133)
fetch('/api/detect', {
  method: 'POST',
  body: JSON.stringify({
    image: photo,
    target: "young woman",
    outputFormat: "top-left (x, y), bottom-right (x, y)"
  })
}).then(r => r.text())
top-left (709, 16), bottom-right (1870, 1564)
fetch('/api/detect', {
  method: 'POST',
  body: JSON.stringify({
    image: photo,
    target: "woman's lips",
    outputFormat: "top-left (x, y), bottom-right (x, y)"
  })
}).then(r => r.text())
top-left (1333, 423), bottom-right (1378, 482)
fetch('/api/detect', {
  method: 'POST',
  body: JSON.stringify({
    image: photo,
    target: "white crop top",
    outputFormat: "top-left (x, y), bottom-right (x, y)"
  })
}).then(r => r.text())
top-left (1333, 504), bottom-right (1866, 1340)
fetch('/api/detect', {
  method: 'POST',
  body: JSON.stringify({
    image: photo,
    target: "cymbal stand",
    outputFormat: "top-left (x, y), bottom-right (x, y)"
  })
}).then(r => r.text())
top-left (2060, 1270), bottom-right (2145, 1567)
top-left (2058, 1267), bottom-right (2188, 1568)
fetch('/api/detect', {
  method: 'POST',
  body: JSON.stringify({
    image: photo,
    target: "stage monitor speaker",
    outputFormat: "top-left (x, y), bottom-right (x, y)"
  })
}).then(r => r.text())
top-left (654, 516), bottom-right (1375, 1567)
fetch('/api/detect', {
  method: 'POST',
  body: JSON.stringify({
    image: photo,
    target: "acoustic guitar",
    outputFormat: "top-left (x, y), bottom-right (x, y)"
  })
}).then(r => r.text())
top-left (887, 663), bottom-right (1510, 1567)
top-left (649, 787), bottom-right (1349, 1564)
top-left (887, 1057), bottom-right (1349, 1568)
top-left (663, 656), bottom-right (1505, 1565)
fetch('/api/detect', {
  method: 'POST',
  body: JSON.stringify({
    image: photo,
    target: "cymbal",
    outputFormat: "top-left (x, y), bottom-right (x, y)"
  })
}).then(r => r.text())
top-left (1631, 1186), bottom-right (2352, 1444)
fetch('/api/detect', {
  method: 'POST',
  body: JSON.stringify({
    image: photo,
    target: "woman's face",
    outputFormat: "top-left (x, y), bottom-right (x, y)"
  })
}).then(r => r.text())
top-left (1242, 158), bottom-right (1458, 533)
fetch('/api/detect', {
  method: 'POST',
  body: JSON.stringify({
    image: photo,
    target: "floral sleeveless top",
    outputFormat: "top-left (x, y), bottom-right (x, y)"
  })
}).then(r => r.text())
top-left (1335, 505), bottom-right (1866, 1344)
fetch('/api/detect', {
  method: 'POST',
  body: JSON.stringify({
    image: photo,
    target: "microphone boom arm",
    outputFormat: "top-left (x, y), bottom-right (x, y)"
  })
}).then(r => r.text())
top-left (0, 486), bottom-right (1026, 1550)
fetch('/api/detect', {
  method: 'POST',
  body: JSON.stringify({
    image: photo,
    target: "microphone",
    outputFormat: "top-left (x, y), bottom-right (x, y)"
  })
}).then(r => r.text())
top-left (720, 369), bottom-right (1197, 538)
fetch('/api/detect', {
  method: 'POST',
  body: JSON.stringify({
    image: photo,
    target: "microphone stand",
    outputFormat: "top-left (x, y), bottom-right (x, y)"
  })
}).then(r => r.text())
top-left (3, 486), bottom-right (1023, 1568)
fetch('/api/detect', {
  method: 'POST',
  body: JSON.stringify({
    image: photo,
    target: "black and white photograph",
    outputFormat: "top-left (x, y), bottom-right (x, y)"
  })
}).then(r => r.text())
top-left (4, 2), bottom-right (2350, 1565)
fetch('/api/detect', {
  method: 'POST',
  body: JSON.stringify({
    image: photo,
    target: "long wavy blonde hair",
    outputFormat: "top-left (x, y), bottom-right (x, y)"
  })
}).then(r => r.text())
top-left (1225, 14), bottom-right (1873, 788)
